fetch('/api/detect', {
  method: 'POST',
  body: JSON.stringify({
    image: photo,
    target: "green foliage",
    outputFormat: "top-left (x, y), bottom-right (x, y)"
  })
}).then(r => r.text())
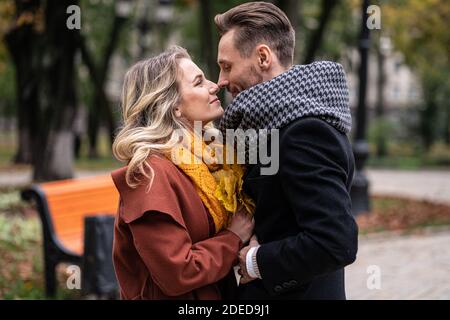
top-left (367, 116), bottom-right (450, 169)
top-left (384, 0), bottom-right (450, 147)
top-left (174, 1), bottom-right (202, 63)
top-left (175, 0), bottom-right (247, 77)
top-left (0, 0), bottom-right (15, 64)
top-left (0, 132), bottom-right (17, 169)
top-left (78, 0), bottom-right (132, 109)
top-left (303, 0), bottom-right (359, 63)
top-left (367, 141), bottom-right (450, 170)
top-left (0, 62), bottom-right (16, 118)
top-left (0, 210), bottom-right (42, 299)
top-left (368, 117), bottom-right (396, 157)
top-left (80, 0), bottom-right (118, 65)
top-left (0, 1), bottom-right (16, 118)
top-left (0, 191), bottom-right (21, 211)
top-left (423, 143), bottom-right (450, 166)
top-left (366, 155), bottom-right (423, 170)
top-left (0, 213), bottom-right (39, 251)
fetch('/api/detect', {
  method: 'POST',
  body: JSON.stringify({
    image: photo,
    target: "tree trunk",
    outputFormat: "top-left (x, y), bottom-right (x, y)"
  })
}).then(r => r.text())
top-left (277, 0), bottom-right (299, 30)
top-left (303, 0), bottom-right (339, 64)
top-left (4, 0), bottom-right (42, 165)
top-left (375, 45), bottom-right (385, 119)
top-left (446, 104), bottom-right (450, 145)
top-left (420, 82), bottom-right (438, 151)
top-left (276, 0), bottom-right (301, 64)
top-left (87, 94), bottom-right (101, 159)
top-left (375, 40), bottom-right (387, 157)
top-left (33, 0), bottom-right (79, 181)
top-left (199, 0), bottom-right (218, 82)
top-left (80, 5), bottom-right (127, 158)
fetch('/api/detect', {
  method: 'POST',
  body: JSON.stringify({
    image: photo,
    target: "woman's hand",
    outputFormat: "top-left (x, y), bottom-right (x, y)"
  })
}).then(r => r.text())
top-left (227, 204), bottom-right (254, 243)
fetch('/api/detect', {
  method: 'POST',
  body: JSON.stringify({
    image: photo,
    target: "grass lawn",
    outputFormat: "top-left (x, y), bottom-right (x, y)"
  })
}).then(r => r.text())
top-left (366, 143), bottom-right (450, 170)
top-left (367, 156), bottom-right (450, 171)
top-left (0, 188), bottom-right (81, 299)
top-left (0, 131), bottom-right (122, 172)
top-left (367, 156), bottom-right (424, 170)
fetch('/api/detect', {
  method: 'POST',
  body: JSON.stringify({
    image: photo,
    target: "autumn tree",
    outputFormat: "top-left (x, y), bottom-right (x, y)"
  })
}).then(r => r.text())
top-left (384, 0), bottom-right (450, 148)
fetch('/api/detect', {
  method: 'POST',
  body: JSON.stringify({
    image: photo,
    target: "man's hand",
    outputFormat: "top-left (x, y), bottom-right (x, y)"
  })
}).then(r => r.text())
top-left (238, 235), bottom-right (260, 284)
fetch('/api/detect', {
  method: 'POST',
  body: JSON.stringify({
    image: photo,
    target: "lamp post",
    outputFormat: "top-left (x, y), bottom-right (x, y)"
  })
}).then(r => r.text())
top-left (351, 0), bottom-right (371, 216)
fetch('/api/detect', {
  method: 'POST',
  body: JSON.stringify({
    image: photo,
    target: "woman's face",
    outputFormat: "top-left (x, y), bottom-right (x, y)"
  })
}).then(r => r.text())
top-left (176, 58), bottom-right (224, 126)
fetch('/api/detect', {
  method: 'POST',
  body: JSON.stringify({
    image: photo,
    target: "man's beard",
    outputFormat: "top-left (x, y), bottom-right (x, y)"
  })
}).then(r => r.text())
top-left (237, 65), bottom-right (264, 93)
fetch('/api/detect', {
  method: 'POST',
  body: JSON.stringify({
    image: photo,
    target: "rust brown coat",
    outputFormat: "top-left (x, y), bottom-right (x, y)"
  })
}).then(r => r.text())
top-left (111, 155), bottom-right (242, 300)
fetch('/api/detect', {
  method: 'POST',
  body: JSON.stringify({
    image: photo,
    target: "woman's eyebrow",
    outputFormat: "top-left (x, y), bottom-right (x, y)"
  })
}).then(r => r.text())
top-left (192, 74), bottom-right (203, 83)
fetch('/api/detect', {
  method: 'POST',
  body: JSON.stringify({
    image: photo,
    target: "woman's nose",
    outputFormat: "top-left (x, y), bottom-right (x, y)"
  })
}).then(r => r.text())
top-left (209, 82), bottom-right (220, 94)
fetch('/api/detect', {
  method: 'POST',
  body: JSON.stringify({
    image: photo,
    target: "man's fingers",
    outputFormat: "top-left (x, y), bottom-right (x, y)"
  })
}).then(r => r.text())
top-left (239, 275), bottom-right (256, 285)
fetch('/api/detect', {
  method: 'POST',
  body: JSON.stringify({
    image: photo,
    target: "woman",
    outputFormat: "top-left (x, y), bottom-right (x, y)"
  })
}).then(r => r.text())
top-left (111, 46), bottom-right (254, 300)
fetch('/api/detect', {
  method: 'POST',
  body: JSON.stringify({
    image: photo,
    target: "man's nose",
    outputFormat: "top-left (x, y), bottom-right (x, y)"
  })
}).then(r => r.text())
top-left (217, 71), bottom-right (229, 89)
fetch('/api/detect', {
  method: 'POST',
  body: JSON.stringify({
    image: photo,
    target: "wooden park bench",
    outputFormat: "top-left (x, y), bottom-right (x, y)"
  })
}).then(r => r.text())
top-left (21, 175), bottom-right (119, 297)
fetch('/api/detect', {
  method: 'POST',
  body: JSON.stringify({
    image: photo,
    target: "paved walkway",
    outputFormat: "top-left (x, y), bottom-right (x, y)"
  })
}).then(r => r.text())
top-left (0, 168), bottom-right (111, 188)
top-left (346, 227), bottom-right (450, 300)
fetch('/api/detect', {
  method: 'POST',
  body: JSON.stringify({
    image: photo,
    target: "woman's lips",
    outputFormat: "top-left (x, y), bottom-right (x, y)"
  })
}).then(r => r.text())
top-left (210, 98), bottom-right (220, 104)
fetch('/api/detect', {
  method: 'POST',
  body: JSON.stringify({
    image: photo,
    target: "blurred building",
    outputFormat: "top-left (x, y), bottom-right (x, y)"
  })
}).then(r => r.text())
top-left (346, 37), bottom-right (422, 121)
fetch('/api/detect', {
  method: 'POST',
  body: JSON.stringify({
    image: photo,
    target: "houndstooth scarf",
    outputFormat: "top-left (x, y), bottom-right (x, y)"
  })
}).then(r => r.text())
top-left (218, 61), bottom-right (352, 158)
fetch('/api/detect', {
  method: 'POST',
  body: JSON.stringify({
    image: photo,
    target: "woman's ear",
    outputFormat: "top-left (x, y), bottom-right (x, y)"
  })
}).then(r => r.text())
top-left (256, 45), bottom-right (272, 71)
top-left (174, 107), bottom-right (182, 118)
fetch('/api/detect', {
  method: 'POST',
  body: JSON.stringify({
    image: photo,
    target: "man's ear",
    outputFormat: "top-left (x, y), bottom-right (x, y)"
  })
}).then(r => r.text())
top-left (256, 45), bottom-right (272, 71)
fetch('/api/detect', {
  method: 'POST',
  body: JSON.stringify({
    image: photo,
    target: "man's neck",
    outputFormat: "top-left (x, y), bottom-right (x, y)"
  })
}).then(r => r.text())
top-left (263, 64), bottom-right (293, 82)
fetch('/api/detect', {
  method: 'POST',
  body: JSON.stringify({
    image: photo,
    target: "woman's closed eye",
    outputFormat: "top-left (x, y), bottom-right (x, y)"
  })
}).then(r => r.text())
top-left (193, 75), bottom-right (205, 87)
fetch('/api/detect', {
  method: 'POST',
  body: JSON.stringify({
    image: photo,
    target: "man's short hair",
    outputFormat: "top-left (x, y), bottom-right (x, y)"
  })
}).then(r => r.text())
top-left (214, 1), bottom-right (295, 67)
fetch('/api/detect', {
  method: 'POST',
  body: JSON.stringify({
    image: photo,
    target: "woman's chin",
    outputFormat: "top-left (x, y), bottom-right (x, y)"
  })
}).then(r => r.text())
top-left (214, 107), bottom-right (225, 119)
top-left (195, 107), bottom-right (225, 125)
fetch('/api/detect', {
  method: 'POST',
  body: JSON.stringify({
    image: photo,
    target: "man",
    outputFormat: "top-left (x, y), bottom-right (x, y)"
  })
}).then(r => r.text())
top-left (215, 2), bottom-right (358, 299)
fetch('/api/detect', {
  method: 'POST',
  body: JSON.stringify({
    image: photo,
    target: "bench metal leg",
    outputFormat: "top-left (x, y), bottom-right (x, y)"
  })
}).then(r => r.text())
top-left (44, 257), bottom-right (57, 297)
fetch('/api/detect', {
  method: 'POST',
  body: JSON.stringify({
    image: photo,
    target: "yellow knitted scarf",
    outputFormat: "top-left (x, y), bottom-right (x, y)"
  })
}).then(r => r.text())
top-left (168, 131), bottom-right (255, 233)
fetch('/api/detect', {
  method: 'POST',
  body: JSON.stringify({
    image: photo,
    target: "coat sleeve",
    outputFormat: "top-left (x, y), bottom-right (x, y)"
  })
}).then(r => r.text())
top-left (256, 118), bottom-right (358, 296)
top-left (129, 211), bottom-right (242, 297)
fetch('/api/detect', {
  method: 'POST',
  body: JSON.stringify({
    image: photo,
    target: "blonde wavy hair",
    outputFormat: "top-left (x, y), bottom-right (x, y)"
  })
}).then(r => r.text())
top-left (112, 46), bottom-right (193, 188)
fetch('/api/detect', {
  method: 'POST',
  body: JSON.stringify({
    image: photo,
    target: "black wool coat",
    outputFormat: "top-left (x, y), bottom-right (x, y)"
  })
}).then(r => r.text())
top-left (237, 117), bottom-right (359, 300)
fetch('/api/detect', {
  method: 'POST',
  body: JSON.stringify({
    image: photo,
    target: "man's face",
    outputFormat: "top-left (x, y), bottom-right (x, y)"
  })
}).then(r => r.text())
top-left (217, 29), bottom-right (263, 98)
